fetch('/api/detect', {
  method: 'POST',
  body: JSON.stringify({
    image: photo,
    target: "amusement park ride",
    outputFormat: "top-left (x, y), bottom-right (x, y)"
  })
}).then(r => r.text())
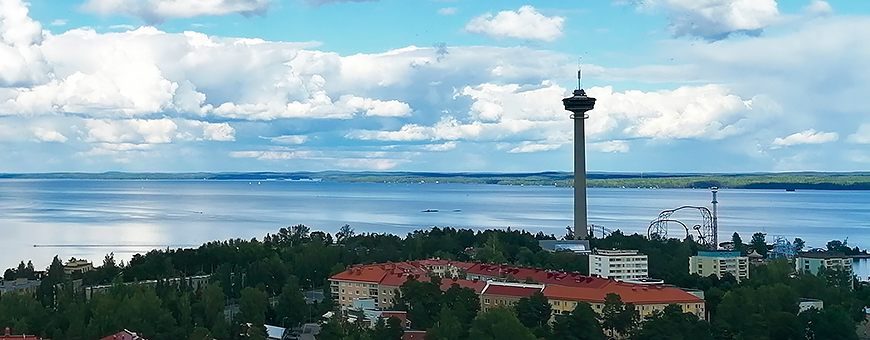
top-left (647, 187), bottom-right (720, 249)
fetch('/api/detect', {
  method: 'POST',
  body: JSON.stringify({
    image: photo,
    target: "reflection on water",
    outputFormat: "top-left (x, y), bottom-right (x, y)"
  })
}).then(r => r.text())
top-left (1, 179), bottom-right (870, 270)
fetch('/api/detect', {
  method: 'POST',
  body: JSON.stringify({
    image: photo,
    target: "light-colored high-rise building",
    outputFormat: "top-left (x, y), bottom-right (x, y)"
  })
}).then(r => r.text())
top-left (795, 253), bottom-right (853, 275)
top-left (689, 251), bottom-right (749, 282)
top-left (589, 249), bottom-right (649, 281)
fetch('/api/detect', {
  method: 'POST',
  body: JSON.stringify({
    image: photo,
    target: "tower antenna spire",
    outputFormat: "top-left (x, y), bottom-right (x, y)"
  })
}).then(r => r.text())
top-left (577, 56), bottom-right (583, 90)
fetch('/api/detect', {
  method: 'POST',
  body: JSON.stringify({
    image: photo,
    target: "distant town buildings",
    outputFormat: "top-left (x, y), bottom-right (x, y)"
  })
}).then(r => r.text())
top-left (798, 298), bottom-right (824, 313)
top-left (538, 240), bottom-right (591, 254)
top-left (0, 278), bottom-right (40, 296)
top-left (97, 329), bottom-right (147, 340)
top-left (689, 251), bottom-right (749, 282)
top-left (589, 249), bottom-right (649, 282)
top-left (0, 327), bottom-right (49, 340)
top-left (63, 258), bottom-right (93, 276)
top-left (330, 259), bottom-right (706, 321)
top-left (795, 252), bottom-right (853, 275)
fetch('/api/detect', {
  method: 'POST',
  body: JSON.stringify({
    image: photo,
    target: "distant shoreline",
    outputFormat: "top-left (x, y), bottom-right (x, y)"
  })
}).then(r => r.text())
top-left (3, 171), bottom-right (870, 190)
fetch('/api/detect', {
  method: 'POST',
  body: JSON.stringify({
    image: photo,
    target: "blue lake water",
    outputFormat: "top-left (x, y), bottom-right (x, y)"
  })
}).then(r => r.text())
top-left (2, 179), bottom-right (870, 274)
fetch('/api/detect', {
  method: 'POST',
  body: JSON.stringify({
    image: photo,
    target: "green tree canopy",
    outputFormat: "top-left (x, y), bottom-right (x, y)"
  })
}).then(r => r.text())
top-left (468, 307), bottom-right (536, 340)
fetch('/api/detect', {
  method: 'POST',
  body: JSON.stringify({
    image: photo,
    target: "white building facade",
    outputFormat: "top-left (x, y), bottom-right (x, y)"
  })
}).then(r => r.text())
top-left (589, 249), bottom-right (649, 281)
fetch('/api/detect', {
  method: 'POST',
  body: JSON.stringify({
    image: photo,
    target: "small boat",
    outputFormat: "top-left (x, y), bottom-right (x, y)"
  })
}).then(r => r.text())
top-left (786, 188), bottom-right (796, 192)
top-left (453, 209), bottom-right (461, 212)
top-left (422, 209), bottom-right (439, 213)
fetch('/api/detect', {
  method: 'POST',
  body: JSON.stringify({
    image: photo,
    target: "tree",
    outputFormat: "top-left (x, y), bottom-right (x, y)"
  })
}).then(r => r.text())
top-left (476, 234), bottom-right (507, 264)
top-left (793, 238), bottom-right (805, 252)
top-left (600, 293), bottom-right (639, 337)
top-left (750, 232), bottom-right (768, 257)
top-left (634, 304), bottom-right (712, 340)
top-left (275, 278), bottom-right (307, 328)
top-left (468, 307), bottom-right (536, 340)
top-left (427, 307), bottom-right (463, 340)
top-left (337, 224), bottom-right (355, 244)
top-left (239, 287), bottom-right (268, 339)
top-left (371, 317), bottom-right (403, 340)
top-left (550, 302), bottom-right (605, 340)
top-left (514, 292), bottom-right (551, 332)
top-left (731, 232), bottom-right (746, 254)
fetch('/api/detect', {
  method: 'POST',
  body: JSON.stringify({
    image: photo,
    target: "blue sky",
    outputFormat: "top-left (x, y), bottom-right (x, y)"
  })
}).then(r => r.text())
top-left (1, 0), bottom-right (869, 173)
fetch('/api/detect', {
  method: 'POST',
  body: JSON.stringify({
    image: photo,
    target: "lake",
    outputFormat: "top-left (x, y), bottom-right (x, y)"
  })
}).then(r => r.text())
top-left (2, 179), bottom-right (870, 275)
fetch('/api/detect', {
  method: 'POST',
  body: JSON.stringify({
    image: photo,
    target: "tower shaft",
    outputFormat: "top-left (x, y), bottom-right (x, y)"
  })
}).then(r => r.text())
top-left (574, 117), bottom-right (588, 240)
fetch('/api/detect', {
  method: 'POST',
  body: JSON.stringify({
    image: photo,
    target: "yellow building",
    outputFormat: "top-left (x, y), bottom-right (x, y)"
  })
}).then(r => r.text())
top-left (689, 251), bottom-right (749, 282)
top-left (543, 284), bottom-right (706, 320)
top-left (63, 258), bottom-right (93, 276)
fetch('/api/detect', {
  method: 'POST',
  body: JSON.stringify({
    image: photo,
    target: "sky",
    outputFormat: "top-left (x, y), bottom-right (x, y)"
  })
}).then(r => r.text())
top-left (1, 0), bottom-right (869, 173)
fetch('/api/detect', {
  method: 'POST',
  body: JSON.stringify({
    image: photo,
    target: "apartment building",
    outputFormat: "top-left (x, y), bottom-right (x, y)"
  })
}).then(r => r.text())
top-left (689, 251), bottom-right (749, 282)
top-left (544, 283), bottom-right (706, 320)
top-left (479, 282), bottom-right (544, 313)
top-left (589, 249), bottom-right (649, 281)
top-left (795, 252), bottom-right (853, 275)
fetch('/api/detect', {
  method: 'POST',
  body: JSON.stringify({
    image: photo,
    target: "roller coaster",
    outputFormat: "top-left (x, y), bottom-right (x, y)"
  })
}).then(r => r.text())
top-left (648, 205), bottom-right (718, 249)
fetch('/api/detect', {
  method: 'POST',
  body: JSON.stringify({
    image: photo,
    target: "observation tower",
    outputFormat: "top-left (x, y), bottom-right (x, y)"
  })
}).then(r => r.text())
top-left (562, 70), bottom-right (596, 240)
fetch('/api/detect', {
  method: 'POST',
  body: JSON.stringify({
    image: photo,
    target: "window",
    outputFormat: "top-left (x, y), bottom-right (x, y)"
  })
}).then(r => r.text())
top-left (485, 299), bottom-right (491, 304)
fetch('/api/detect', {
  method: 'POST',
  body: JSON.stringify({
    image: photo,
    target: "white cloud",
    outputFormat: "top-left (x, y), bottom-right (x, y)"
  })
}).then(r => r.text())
top-left (586, 84), bottom-right (756, 140)
top-left (266, 135), bottom-right (309, 145)
top-left (438, 7), bottom-right (457, 15)
top-left (847, 124), bottom-right (870, 144)
top-left (50, 19), bottom-right (67, 26)
top-left (591, 140), bottom-right (630, 153)
top-left (185, 120), bottom-right (235, 141)
top-left (85, 118), bottom-right (178, 144)
top-left (633, 0), bottom-right (780, 40)
top-left (509, 142), bottom-right (561, 153)
top-left (422, 142), bottom-right (456, 151)
top-left (82, 0), bottom-right (277, 24)
top-left (0, 0), bottom-right (49, 86)
top-left (771, 129), bottom-right (838, 148)
top-left (465, 6), bottom-right (564, 42)
top-left (804, 0), bottom-right (833, 17)
top-left (109, 24), bottom-right (137, 31)
top-left (32, 127), bottom-right (67, 142)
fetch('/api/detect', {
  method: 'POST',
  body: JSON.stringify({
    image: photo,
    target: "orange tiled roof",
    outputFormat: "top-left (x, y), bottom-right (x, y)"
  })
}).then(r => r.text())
top-left (330, 264), bottom-right (390, 284)
top-left (543, 283), bottom-right (703, 305)
top-left (467, 264), bottom-right (611, 289)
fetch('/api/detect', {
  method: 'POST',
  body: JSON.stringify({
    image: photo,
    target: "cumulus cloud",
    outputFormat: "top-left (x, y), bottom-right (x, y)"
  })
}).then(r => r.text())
top-left (82, 0), bottom-right (277, 24)
top-left (632, 0), bottom-right (781, 40)
top-left (804, 0), bottom-right (833, 17)
top-left (422, 142), bottom-right (457, 151)
top-left (771, 129), bottom-right (838, 148)
top-left (465, 6), bottom-right (564, 42)
top-left (847, 124), bottom-right (870, 144)
top-left (591, 140), bottom-right (630, 153)
top-left (32, 127), bottom-right (68, 142)
top-left (266, 135), bottom-right (309, 145)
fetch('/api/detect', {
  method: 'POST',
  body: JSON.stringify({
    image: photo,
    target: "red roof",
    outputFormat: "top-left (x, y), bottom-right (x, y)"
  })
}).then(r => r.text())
top-left (98, 330), bottom-right (147, 340)
top-left (466, 264), bottom-right (611, 289)
top-left (0, 328), bottom-right (48, 340)
top-left (330, 264), bottom-right (390, 284)
top-left (481, 284), bottom-right (543, 298)
top-left (440, 278), bottom-right (487, 294)
top-left (543, 283), bottom-right (703, 305)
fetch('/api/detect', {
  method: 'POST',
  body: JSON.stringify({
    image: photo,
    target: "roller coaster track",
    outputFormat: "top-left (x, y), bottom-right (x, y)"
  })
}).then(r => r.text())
top-left (648, 205), bottom-right (717, 249)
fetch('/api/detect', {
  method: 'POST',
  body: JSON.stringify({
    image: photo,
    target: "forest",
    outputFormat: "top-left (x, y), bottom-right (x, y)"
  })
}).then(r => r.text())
top-left (0, 226), bottom-right (868, 340)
